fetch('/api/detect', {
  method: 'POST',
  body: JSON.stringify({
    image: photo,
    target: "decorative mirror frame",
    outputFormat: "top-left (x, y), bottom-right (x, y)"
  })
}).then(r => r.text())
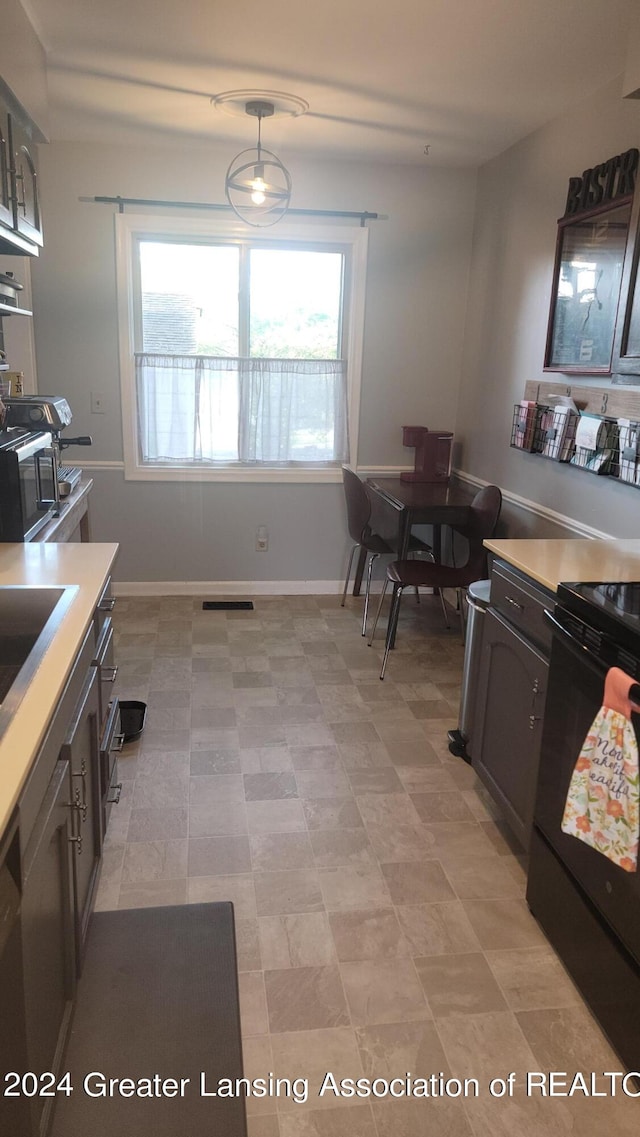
top-left (544, 148), bottom-right (638, 375)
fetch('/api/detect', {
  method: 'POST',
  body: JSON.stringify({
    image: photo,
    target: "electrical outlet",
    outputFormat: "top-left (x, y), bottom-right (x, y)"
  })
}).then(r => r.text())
top-left (256, 526), bottom-right (269, 552)
top-left (91, 392), bottom-right (105, 414)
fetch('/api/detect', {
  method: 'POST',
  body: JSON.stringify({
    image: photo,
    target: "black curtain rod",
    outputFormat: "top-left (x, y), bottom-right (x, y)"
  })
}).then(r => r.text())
top-left (83, 195), bottom-right (381, 226)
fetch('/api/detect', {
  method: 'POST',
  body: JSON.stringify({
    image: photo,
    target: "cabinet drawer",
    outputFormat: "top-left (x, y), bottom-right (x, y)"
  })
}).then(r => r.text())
top-left (94, 617), bottom-right (117, 731)
top-left (490, 561), bottom-right (553, 655)
top-left (93, 577), bottom-right (116, 643)
top-left (100, 698), bottom-right (123, 829)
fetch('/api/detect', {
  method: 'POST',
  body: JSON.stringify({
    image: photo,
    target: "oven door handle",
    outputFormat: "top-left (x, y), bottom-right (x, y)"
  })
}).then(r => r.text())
top-left (543, 608), bottom-right (610, 679)
top-left (544, 608), bottom-right (640, 702)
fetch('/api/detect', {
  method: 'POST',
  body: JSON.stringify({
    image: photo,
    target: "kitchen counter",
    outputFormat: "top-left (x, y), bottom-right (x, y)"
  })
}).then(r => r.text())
top-left (0, 542), bottom-right (118, 835)
top-left (484, 538), bottom-right (640, 593)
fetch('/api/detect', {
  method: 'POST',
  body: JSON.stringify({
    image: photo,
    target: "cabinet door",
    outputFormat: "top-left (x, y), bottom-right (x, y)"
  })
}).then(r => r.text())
top-left (60, 665), bottom-right (102, 970)
top-left (21, 761), bottom-right (76, 1137)
top-left (8, 114), bottom-right (43, 248)
top-left (0, 102), bottom-right (12, 229)
top-left (472, 607), bottom-right (548, 850)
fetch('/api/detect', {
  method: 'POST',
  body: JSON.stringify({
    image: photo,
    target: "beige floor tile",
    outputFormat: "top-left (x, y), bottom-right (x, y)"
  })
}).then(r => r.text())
top-left (338, 742), bottom-right (393, 770)
top-left (485, 946), bottom-right (583, 1012)
top-left (186, 873), bottom-right (256, 919)
top-left (296, 769), bottom-right (353, 799)
top-left (244, 772), bottom-right (299, 801)
top-left (440, 854), bottom-right (525, 900)
top-left (189, 800), bottom-right (248, 838)
top-left (239, 970), bottom-right (269, 1036)
top-left (340, 959), bottom-right (430, 1025)
top-left (414, 952), bottom-right (507, 1018)
top-left (137, 749), bottom-right (191, 777)
top-left (241, 746), bottom-right (294, 774)
top-left (382, 736), bottom-right (442, 766)
top-left (348, 769), bottom-right (405, 795)
top-left (396, 902), bottom-right (481, 957)
top-left (365, 823), bottom-right (433, 863)
top-left (255, 869), bottom-right (324, 916)
top-left (436, 1011), bottom-right (536, 1083)
top-left (356, 1020), bottom-right (450, 1081)
top-left (514, 1005), bottom-right (621, 1070)
top-left (246, 799), bottom-right (307, 834)
top-left (329, 908), bottom-right (409, 961)
top-left (118, 879), bottom-right (187, 908)
top-left (381, 860), bottom-right (455, 904)
top-left (247, 1118), bottom-right (280, 1137)
top-left (270, 1028), bottom-right (364, 1111)
top-left (187, 773), bottom-right (245, 804)
top-left (279, 1105), bottom-right (376, 1135)
top-left (235, 917), bottom-right (262, 971)
top-left (303, 798), bottom-right (364, 829)
top-left (409, 791), bottom-right (476, 823)
top-left (127, 807), bottom-right (189, 842)
top-left (462, 899), bottom-right (547, 950)
top-left (420, 821), bottom-right (498, 859)
top-left (242, 1036), bottom-right (276, 1116)
top-left (265, 965), bottom-right (350, 1032)
top-left (121, 839), bottom-right (188, 883)
top-left (310, 828), bottom-right (375, 868)
top-left (250, 832), bottom-right (315, 871)
top-left (187, 835), bottom-right (252, 876)
top-left (318, 865), bottom-right (392, 911)
top-left (289, 746), bottom-right (342, 770)
top-left (393, 765), bottom-right (459, 792)
top-left (371, 1098), bottom-right (473, 1137)
top-left (356, 793), bottom-right (423, 828)
top-left (259, 913), bottom-right (336, 970)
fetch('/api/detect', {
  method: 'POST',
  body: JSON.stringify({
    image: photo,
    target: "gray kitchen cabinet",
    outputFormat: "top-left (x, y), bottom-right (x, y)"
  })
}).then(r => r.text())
top-left (21, 760), bottom-right (76, 1137)
top-left (472, 560), bottom-right (551, 850)
top-left (60, 664), bottom-right (102, 968)
top-left (0, 78), bottom-right (42, 256)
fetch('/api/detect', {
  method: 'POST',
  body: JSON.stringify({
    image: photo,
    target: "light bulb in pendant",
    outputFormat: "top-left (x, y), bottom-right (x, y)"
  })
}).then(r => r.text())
top-left (250, 165), bottom-right (267, 205)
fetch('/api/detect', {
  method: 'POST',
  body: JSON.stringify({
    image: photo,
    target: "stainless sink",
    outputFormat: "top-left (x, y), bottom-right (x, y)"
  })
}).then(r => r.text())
top-left (0, 585), bottom-right (79, 737)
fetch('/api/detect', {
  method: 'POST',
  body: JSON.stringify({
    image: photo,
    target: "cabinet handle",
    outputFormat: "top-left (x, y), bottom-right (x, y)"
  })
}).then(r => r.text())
top-left (505, 594), bottom-right (524, 611)
top-left (66, 792), bottom-right (83, 854)
top-left (107, 783), bottom-right (123, 805)
top-left (98, 597), bottom-right (116, 612)
top-left (528, 714), bottom-right (541, 730)
top-left (13, 170), bottom-right (26, 213)
top-left (102, 665), bottom-right (119, 683)
top-left (72, 760), bottom-right (88, 822)
top-left (112, 732), bottom-right (126, 753)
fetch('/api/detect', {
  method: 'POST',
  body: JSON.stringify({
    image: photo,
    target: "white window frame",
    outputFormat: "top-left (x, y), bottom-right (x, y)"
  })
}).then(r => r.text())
top-left (115, 212), bottom-right (368, 482)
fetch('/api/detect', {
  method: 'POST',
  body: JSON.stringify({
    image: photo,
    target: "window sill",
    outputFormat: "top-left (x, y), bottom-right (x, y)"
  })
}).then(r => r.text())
top-left (123, 464), bottom-right (344, 484)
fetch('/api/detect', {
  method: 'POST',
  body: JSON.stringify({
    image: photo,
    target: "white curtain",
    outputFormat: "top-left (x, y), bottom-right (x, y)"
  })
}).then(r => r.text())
top-left (135, 354), bottom-right (349, 464)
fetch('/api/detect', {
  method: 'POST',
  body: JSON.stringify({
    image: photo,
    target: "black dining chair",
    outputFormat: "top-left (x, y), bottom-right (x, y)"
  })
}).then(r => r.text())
top-left (341, 466), bottom-right (433, 636)
top-left (368, 484), bottom-right (502, 678)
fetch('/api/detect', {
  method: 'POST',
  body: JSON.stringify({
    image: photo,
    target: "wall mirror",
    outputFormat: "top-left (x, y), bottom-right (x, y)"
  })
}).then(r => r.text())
top-left (544, 200), bottom-right (632, 373)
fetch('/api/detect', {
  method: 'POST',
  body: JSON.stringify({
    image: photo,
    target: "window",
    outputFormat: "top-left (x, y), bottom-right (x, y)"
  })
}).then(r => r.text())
top-left (115, 214), bottom-right (368, 481)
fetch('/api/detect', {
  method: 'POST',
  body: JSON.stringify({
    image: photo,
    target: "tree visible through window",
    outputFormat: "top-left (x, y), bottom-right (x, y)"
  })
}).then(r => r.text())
top-left (134, 239), bottom-right (349, 465)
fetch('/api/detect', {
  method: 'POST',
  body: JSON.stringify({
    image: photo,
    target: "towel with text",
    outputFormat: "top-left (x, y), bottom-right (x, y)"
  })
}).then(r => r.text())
top-left (561, 667), bottom-right (640, 872)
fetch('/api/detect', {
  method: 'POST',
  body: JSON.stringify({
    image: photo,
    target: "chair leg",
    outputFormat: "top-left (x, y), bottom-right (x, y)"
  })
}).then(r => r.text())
top-left (439, 588), bottom-right (450, 629)
top-left (380, 584), bottom-right (404, 680)
top-left (368, 577), bottom-right (388, 646)
top-left (341, 544), bottom-right (359, 607)
top-left (362, 553), bottom-right (379, 636)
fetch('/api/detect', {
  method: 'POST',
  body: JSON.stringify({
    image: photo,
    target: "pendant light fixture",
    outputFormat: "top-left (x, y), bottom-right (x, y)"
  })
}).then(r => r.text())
top-left (225, 100), bottom-right (292, 227)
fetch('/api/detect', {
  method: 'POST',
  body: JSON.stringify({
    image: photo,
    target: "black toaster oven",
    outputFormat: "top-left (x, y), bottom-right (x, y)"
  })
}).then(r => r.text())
top-left (0, 429), bottom-right (59, 541)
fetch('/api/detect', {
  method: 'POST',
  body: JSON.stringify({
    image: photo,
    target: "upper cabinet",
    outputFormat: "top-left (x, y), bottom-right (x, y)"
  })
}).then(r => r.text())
top-left (0, 78), bottom-right (43, 256)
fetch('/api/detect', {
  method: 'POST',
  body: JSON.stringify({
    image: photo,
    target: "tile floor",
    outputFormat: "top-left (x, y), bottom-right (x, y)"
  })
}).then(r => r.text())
top-left (94, 592), bottom-right (639, 1136)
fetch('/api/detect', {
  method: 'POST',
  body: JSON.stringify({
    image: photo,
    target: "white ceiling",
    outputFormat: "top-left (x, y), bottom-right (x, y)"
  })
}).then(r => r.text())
top-left (22, 0), bottom-right (636, 167)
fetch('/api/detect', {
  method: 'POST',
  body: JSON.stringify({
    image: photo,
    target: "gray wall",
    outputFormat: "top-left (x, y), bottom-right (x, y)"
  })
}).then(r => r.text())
top-left (30, 141), bottom-right (477, 583)
top-left (456, 77), bottom-right (640, 538)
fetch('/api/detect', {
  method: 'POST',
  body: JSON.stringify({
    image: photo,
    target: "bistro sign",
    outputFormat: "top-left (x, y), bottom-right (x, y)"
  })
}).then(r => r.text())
top-left (563, 147), bottom-right (639, 218)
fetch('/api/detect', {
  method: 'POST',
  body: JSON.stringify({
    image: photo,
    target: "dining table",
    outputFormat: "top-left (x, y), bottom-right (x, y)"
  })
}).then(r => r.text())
top-left (351, 477), bottom-right (476, 595)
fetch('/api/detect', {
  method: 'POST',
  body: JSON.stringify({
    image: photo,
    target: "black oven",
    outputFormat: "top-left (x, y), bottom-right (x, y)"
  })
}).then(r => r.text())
top-left (0, 429), bottom-right (59, 541)
top-left (527, 582), bottom-right (640, 1072)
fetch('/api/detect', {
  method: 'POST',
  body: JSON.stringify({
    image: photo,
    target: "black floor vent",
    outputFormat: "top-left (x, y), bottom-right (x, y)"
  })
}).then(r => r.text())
top-left (202, 600), bottom-right (254, 611)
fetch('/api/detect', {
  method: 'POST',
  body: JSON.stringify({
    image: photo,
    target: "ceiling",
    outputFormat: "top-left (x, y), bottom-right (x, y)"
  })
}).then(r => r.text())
top-left (22, 0), bottom-right (636, 167)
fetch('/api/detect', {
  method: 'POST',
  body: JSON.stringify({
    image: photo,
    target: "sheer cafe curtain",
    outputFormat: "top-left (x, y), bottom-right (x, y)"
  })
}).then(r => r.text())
top-left (135, 354), bottom-right (350, 465)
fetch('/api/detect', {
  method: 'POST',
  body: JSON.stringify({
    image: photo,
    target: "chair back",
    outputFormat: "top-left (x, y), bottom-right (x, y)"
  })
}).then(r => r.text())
top-left (455, 485), bottom-right (502, 580)
top-left (342, 466), bottom-right (372, 543)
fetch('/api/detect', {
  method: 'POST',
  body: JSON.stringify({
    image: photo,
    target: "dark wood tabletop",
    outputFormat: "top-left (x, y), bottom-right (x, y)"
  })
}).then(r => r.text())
top-left (366, 477), bottom-right (476, 522)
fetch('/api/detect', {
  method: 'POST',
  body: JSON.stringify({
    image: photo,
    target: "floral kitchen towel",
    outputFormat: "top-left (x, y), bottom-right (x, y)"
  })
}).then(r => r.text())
top-left (561, 667), bottom-right (640, 872)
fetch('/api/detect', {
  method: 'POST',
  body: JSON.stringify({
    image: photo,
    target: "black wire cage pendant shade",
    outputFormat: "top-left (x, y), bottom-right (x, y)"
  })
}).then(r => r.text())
top-left (225, 100), bottom-right (292, 227)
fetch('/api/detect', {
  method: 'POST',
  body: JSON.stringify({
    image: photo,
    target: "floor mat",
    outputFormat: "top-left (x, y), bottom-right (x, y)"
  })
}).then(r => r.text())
top-left (50, 902), bottom-right (247, 1136)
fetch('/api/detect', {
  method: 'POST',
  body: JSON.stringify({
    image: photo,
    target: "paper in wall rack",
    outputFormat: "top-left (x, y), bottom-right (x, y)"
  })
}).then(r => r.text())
top-left (570, 414), bottom-right (619, 475)
top-left (510, 398), bottom-right (578, 460)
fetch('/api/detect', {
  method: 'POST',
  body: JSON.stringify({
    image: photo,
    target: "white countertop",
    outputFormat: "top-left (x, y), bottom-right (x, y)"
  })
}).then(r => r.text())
top-left (484, 538), bottom-right (640, 593)
top-left (0, 542), bottom-right (119, 835)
